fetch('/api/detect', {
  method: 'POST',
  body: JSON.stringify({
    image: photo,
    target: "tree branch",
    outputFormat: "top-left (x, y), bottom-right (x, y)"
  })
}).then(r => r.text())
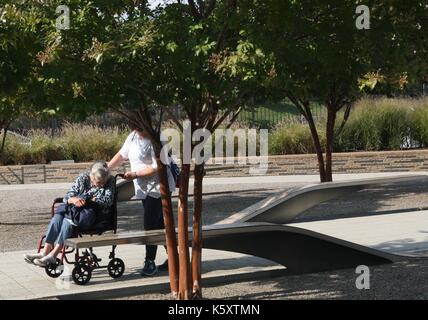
top-left (285, 91), bottom-right (307, 119)
top-left (336, 103), bottom-right (352, 136)
top-left (164, 106), bottom-right (184, 132)
top-left (225, 106), bottom-right (242, 129)
top-left (188, 0), bottom-right (201, 20)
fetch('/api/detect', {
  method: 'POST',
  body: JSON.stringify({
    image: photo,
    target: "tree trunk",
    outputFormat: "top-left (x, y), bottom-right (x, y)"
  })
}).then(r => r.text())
top-left (111, 108), bottom-right (181, 297)
top-left (325, 107), bottom-right (337, 182)
top-left (191, 162), bottom-right (204, 299)
top-left (156, 157), bottom-right (180, 298)
top-left (177, 163), bottom-right (192, 299)
top-left (305, 112), bottom-right (327, 182)
top-left (0, 124), bottom-right (7, 155)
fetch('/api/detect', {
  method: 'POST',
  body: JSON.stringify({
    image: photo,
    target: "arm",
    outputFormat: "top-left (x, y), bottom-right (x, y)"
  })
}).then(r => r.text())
top-left (108, 152), bottom-right (125, 170)
top-left (123, 145), bottom-right (158, 180)
top-left (124, 166), bottom-right (157, 180)
top-left (63, 174), bottom-right (85, 205)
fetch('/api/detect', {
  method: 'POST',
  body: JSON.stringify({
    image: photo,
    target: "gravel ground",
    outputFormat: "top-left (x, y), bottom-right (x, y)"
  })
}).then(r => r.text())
top-left (114, 177), bottom-right (428, 300)
top-left (295, 178), bottom-right (428, 222)
top-left (118, 258), bottom-right (428, 300)
top-left (2, 178), bottom-right (428, 252)
top-left (3, 177), bottom-right (428, 299)
top-left (0, 181), bottom-right (301, 252)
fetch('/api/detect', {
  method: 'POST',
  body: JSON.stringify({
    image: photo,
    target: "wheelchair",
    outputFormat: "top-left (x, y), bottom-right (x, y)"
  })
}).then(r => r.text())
top-left (36, 174), bottom-right (124, 285)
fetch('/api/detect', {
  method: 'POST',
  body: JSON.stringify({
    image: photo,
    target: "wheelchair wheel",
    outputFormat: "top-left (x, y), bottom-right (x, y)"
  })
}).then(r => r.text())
top-left (45, 258), bottom-right (64, 278)
top-left (72, 264), bottom-right (92, 285)
top-left (78, 256), bottom-right (92, 268)
top-left (107, 258), bottom-right (125, 279)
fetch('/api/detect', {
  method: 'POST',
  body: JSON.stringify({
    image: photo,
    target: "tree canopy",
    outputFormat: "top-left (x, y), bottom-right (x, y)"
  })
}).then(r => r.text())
top-left (240, 0), bottom-right (428, 181)
top-left (0, 2), bottom-right (45, 130)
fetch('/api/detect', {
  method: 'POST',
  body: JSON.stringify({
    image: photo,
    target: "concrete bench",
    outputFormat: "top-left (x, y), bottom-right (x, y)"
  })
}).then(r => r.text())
top-left (217, 174), bottom-right (427, 225)
top-left (65, 222), bottom-right (400, 275)
top-left (65, 174), bottom-right (427, 277)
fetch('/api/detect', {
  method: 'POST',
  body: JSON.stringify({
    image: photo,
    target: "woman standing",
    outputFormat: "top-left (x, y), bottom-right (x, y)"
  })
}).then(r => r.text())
top-left (108, 128), bottom-right (175, 276)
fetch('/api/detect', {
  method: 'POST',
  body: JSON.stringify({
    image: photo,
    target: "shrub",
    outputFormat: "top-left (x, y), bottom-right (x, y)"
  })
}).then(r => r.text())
top-left (335, 97), bottom-right (419, 151)
top-left (1, 135), bottom-right (32, 165)
top-left (270, 97), bottom-right (428, 155)
top-left (0, 123), bottom-right (129, 165)
top-left (410, 98), bottom-right (428, 148)
top-left (269, 122), bottom-right (326, 155)
top-left (2, 97), bottom-right (428, 164)
top-left (57, 124), bottom-right (128, 162)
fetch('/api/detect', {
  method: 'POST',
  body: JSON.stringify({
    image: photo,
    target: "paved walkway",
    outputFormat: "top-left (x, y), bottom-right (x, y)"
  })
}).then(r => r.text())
top-left (290, 210), bottom-right (428, 255)
top-left (1, 172), bottom-right (425, 191)
top-left (0, 247), bottom-right (283, 300)
top-left (2, 209), bottom-right (428, 299)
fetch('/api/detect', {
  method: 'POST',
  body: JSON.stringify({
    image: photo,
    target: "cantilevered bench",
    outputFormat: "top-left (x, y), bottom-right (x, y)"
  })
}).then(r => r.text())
top-left (65, 174), bottom-right (427, 282)
top-left (65, 222), bottom-right (398, 276)
top-left (217, 174), bottom-right (428, 225)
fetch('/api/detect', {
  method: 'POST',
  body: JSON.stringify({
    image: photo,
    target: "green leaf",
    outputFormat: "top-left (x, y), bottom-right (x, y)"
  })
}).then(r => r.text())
top-left (166, 41), bottom-right (178, 52)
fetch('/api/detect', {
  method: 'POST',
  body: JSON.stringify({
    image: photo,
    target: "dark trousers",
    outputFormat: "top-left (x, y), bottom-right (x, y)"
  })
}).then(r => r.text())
top-left (143, 196), bottom-right (164, 261)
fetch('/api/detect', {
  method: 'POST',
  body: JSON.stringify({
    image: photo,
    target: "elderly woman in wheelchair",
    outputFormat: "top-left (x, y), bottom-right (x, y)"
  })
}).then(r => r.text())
top-left (24, 161), bottom-right (115, 268)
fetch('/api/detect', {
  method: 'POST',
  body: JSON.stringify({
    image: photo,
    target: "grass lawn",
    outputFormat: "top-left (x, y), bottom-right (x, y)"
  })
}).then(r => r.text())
top-left (237, 99), bottom-right (323, 127)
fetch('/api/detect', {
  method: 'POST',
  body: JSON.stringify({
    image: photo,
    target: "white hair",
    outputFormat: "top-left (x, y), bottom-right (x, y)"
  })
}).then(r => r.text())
top-left (90, 161), bottom-right (111, 184)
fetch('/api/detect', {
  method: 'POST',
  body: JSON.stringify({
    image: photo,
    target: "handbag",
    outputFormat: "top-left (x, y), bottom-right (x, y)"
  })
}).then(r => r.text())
top-left (64, 202), bottom-right (98, 231)
top-left (168, 158), bottom-right (181, 188)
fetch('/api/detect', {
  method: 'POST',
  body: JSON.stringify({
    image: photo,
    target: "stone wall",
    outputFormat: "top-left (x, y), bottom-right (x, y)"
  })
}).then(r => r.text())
top-left (0, 162), bottom-right (131, 185)
top-left (1, 149), bottom-right (428, 184)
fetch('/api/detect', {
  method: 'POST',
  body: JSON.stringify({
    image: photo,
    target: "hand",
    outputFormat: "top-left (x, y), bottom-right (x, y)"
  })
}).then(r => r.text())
top-left (68, 197), bottom-right (86, 207)
top-left (75, 198), bottom-right (86, 207)
top-left (68, 197), bottom-right (79, 205)
top-left (124, 171), bottom-right (137, 181)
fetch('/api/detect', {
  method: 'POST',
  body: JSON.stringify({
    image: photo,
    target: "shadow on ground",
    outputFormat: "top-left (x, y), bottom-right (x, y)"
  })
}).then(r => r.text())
top-left (124, 258), bottom-right (428, 300)
top-left (219, 258), bottom-right (428, 300)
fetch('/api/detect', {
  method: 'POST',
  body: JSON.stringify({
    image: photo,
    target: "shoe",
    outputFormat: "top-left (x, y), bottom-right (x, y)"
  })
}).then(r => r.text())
top-left (140, 259), bottom-right (158, 277)
top-left (24, 253), bottom-right (45, 264)
top-left (34, 255), bottom-right (57, 267)
top-left (158, 259), bottom-right (168, 272)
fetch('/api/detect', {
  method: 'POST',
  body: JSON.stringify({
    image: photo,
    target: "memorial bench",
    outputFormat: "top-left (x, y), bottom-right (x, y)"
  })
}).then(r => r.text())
top-left (63, 174), bottom-right (426, 284)
top-left (65, 222), bottom-right (400, 279)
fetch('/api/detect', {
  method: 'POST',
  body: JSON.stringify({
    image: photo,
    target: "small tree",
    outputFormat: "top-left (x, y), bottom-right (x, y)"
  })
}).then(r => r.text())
top-left (0, 2), bottom-right (43, 153)
top-left (244, 0), bottom-right (428, 182)
top-left (30, 0), bottom-right (267, 300)
top-left (30, 0), bottom-right (265, 299)
top-left (26, 0), bottom-right (181, 296)
top-left (151, 0), bottom-right (268, 299)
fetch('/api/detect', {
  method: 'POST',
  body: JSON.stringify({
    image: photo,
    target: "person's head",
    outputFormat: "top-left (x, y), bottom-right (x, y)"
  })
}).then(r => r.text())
top-left (129, 123), bottom-right (148, 139)
top-left (135, 128), bottom-right (147, 139)
top-left (90, 161), bottom-right (111, 188)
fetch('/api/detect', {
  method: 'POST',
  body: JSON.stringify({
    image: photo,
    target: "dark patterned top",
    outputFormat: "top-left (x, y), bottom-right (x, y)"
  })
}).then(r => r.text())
top-left (63, 172), bottom-right (115, 215)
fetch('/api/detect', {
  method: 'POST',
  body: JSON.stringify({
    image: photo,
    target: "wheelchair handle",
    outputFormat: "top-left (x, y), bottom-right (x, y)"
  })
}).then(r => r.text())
top-left (116, 173), bottom-right (125, 179)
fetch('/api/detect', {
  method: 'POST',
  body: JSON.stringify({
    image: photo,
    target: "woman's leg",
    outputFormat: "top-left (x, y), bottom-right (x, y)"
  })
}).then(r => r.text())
top-left (24, 205), bottom-right (66, 263)
top-left (141, 196), bottom-right (164, 276)
top-left (43, 207), bottom-right (67, 255)
top-left (50, 218), bottom-right (75, 258)
top-left (34, 218), bottom-right (75, 267)
top-left (143, 196), bottom-right (164, 261)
